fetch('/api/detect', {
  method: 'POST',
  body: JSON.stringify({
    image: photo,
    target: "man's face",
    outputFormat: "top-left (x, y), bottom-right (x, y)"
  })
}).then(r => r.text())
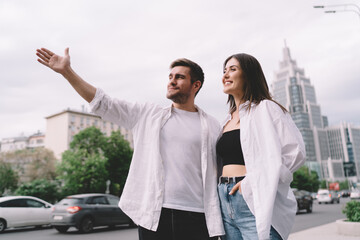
top-left (166, 66), bottom-right (193, 104)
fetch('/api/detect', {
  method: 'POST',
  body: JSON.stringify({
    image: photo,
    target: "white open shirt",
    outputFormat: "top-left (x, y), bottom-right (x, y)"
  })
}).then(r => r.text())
top-left (222, 100), bottom-right (306, 240)
top-left (90, 88), bottom-right (225, 237)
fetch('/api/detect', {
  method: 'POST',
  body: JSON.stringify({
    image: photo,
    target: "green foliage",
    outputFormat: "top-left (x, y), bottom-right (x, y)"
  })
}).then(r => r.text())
top-left (103, 131), bottom-right (133, 196)
top-left (0, 160), bottom-right (18, 196)
top-left (291, 166), bottom-right (320, 192)
top-left (70, 126), bottom-right (107, 154)
top-left (342, 200), bottom-right (360, 222)
top-left (0, 148), bottom-right (57, 183)
top-left (320, 180), bottom-right (327, 189)
top-left (339, 180), bottom-right (350, 190)
top-left (57, 149), bottom-right (108, 196)
top-left (57, 127), bottom-right (133, 197)
top-left (15, 179), bottom-right (59, 203)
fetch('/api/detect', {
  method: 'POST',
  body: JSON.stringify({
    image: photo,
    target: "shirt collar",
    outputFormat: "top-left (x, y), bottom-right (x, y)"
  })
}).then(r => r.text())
top-left (221, 101), bottom-right (257, 128)
top-left (162, 104), bottom-right (203, 127)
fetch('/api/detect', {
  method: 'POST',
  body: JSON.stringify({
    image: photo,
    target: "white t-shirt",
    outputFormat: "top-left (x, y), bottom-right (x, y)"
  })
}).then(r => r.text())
top-left (160, 107), bottom-right (203, 213)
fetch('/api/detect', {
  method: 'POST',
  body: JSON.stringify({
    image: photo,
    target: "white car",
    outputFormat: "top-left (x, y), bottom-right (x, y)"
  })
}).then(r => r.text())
top-left (350, 189), bottom-right (360, 199)
top-left (317, 189), bottom-right (340, 204)
top-left (0, 196), bottom-right (53, 233)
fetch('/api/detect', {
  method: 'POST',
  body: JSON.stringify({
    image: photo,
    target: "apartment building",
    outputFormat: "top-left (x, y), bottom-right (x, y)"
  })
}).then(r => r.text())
top-left (45, 108), bottom-right (133, 159)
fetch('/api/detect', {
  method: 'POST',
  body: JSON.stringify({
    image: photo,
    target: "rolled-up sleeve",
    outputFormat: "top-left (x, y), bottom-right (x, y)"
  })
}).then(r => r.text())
top-left (89, 88), bottom-right (143, 129)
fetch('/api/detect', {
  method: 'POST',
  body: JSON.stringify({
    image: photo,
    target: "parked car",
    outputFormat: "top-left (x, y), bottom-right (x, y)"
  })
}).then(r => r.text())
top-left (317, 189), bottom-right (340, 204)
top-left (340, 190), bottom-right (351, 198)
top-left (311, 192), bottom-right (317, 200)
top-left (0, 196), bottom-right (53, 233)
top-left (350, 189), bottom-right (360, 199)
top-left (293, 189), bottom-right (313, 213)
top-left (51, 193), bottom-right (134, 233)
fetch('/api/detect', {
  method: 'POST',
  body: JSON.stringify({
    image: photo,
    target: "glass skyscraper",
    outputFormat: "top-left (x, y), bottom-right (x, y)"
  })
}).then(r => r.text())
top-left (271, 43), bottom-right (326, 176)
top-left (272, 43), bottom-right (360, 183)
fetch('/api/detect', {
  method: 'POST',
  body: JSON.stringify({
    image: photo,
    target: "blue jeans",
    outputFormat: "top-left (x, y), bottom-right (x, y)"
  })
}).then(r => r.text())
top-left (218, 182), bottom-right (283, 240)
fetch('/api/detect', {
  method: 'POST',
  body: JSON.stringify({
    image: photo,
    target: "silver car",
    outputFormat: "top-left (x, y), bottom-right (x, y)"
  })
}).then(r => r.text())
top-left (51, 193), bottom-right (134, 233)
top-left (0, 196), bottom-right (53, 233)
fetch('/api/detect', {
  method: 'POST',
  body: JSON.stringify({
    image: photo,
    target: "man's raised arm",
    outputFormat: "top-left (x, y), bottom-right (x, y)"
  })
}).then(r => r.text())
top-left (36, 48), bottom-right (96, 103)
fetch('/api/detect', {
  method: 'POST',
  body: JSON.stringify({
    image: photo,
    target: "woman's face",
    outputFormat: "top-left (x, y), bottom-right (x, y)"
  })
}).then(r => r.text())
top-left (222, 57), bottom-right (245, 97)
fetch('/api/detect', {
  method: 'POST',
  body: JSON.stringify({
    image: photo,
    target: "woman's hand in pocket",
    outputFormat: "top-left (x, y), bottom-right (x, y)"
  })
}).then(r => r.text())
top-left (229, 182), bottom-right (242, 195)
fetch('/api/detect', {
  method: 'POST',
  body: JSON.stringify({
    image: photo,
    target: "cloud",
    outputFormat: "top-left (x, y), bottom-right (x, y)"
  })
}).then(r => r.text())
top-left (1, 0), bottom-right (360, 139)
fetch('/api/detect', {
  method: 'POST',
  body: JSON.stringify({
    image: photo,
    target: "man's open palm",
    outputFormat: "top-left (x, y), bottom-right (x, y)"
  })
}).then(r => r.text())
top-left (36, 48), bottom-right (70, 74)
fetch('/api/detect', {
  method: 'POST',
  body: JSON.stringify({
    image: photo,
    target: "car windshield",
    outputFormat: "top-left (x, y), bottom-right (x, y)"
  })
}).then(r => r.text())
top-left (57, 198), bottom-right (83, 205)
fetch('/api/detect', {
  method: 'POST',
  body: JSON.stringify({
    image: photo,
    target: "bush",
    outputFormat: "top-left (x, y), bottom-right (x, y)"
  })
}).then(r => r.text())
top-left (342, 200), bottom-right (360, 222)
top-left (15, 179), bottom-right (60, 204)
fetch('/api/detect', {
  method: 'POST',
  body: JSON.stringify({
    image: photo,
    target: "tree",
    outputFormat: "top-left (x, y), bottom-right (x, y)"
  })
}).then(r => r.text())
top-left (0, 160), bottom-right (18, 196)
top-left (57, 149), bottom-right (108, 196)
top-left (103, 131), bottom-right (133, 196)
top-left (339, 180), bottom-right (350, 190)
top-left (320, 180), bottom-right (327, 189)
top-left (70, 126), bottom-right (107, 155)
top-left (15, 179), bottom-right (59, 203)
top-left (291, 166), bottom-right (320, 192)
top-left (25, 148), bottom-right (57, 181)
top-left (0, 148), bottom-right (57, 183)
top-left (57, 127), bottom-right (133, 196)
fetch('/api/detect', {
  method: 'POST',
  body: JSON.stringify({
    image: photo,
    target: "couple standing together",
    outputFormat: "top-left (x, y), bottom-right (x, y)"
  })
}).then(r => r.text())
top-left (36, 48), bottom-right (306, 240)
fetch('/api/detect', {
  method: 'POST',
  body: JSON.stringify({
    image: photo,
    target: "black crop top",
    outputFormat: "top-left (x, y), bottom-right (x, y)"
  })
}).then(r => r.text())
top-left (216, 129), bottom-right (245, 166)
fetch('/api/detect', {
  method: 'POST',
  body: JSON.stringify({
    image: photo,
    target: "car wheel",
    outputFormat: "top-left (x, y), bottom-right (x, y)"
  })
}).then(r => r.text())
top-left (79, 217), bottom-right (94, 233)
top-left (55, 226), bottom-right (69, 233)
top-left (0, 219), bottom-right (6, 233)
top-left (319, 202), bottom-right (322, 204)
top-left (306, 203), bottom-right (313, 213)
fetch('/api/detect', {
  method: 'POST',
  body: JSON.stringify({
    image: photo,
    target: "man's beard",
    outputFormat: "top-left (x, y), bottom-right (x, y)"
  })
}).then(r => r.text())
top-left (166, 91), bottom-right (190, 104)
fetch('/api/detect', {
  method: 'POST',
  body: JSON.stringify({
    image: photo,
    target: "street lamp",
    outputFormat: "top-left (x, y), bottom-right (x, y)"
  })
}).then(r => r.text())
top-left (313, 4), bottom-right (360, 20)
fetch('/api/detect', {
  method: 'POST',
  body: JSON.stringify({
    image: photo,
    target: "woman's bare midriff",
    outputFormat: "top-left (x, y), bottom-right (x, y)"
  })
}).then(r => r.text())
top-left (222, 164), bottom-right (246, 177)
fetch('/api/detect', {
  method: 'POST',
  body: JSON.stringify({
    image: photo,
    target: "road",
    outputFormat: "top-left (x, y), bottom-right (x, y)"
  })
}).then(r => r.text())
top-left (0, 198), bottom-right (352, 240)
top-left (291, 197), bottom-right (349, 233)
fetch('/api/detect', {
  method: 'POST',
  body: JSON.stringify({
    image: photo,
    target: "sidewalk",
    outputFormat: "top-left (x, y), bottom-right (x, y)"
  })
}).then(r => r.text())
top-left (288, 221), bottom-right (359, 240)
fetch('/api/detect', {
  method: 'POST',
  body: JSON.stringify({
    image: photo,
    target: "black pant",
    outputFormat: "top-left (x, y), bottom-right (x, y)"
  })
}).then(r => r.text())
top-left (138, 208), bottom-right (218, 240)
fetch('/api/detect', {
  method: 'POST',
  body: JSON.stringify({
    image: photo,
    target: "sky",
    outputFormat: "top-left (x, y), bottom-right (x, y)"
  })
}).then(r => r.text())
top-left (1, 0), bottom-right (360, 140)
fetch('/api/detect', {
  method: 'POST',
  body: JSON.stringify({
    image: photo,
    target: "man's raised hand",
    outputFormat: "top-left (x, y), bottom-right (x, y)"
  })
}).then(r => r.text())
top-left (36, 48), bottom-right (70, 74)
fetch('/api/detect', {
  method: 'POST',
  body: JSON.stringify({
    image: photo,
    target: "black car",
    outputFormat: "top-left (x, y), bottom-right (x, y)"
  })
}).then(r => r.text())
top-left (51, 193), bottom-right (134, 233)
top-left (340, 190), bottom-right (351, 198)
top-left (293, 189), bottom-right (313, 214)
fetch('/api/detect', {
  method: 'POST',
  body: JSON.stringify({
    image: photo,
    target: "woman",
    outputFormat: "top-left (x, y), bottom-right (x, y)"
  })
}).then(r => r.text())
top-left (216, 53), bottom-right (306, 240)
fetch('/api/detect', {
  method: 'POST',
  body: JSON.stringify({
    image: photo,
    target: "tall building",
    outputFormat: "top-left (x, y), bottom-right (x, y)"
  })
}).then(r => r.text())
top-left (326, 122), bottom-right (360, 182)
top-left (45, 108), bottom-right (133, 159)
top-left (271, 42), bottom-right (327, 176)
top-left (271, 43), bottom-right (360, 182)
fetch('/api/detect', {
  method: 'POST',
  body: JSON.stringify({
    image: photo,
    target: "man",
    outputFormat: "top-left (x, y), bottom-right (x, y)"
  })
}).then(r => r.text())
top-left (36, 48), bottom-right (224, 240)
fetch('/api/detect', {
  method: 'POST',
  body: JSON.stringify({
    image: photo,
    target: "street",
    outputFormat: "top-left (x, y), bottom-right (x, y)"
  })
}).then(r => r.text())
top-left (0, 198), bottom-right (352, 240)
top-left (291, 197), bottom-right (349, 233)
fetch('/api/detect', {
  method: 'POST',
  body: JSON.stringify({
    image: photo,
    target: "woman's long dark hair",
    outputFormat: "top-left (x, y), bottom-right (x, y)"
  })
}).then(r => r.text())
top-left (224, 53), bottom-right (287, 114)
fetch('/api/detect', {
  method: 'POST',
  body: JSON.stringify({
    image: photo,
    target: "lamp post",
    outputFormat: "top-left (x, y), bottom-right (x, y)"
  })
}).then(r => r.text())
top-left (313, 4), bottom-right (360, 20)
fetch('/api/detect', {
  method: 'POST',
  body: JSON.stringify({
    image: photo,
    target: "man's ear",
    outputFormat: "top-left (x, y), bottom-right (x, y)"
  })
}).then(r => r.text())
top-left (193, 80), bottom-right (201, 91)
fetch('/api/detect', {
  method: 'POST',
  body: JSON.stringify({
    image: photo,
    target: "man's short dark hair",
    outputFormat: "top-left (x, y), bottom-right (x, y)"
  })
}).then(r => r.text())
top-left (170, 58), bottom-right (204, 96)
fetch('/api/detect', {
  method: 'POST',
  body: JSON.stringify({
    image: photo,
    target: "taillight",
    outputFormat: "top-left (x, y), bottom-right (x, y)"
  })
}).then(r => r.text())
top-left (329, 194), bottom-right (332, 197)
top-left (52, 207), bottom-right (55, 212)
top-left (67, 206), bottom-right (82, 214)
